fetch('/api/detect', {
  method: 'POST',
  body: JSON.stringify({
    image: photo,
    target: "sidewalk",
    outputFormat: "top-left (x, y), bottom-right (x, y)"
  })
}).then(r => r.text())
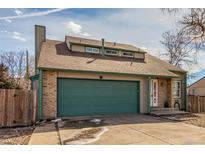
top-left (28, 123), bottom-right (60, 145)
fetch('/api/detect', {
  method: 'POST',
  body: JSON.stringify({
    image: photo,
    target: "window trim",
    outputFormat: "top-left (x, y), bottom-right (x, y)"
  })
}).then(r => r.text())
top-left (85, 47), bottom-right (100, 54)
top-left (121, 51), bottom-right (134, 58)
top-left (173, 80), bottom-right (181, 98)
top-left (105, 49), bottom-right (119, 56)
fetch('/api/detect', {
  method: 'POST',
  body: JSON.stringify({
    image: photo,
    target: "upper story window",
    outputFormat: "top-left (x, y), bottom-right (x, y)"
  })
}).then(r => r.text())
top-left (121, 51), bottom-right (134, 58)
top-left (173, 81), bottom-right (181, 98)
top-left (85, 47), bottom-right (100, 54)
top-left (105, 50), bottom-right (119, 56)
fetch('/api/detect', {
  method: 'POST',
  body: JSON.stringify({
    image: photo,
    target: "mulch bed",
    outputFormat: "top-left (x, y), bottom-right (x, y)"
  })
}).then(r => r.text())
top-left (0, 126), bottom-right (34, 145)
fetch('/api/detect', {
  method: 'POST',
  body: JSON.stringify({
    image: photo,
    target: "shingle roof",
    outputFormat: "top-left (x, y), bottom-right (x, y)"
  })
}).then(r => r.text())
top-left (66, 36), bottom-right (146, 53)
top-left (37, 39), bottom-right (186, 77)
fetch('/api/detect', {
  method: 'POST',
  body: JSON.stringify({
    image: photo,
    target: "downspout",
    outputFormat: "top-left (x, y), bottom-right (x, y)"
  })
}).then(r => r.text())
top-left (38, 69), bottom-right (43, 120)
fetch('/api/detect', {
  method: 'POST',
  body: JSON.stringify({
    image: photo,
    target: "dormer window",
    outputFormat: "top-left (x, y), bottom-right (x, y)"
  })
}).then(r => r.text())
top-left (85, 47), bottom-right (100, 54)
top-left (122, 51), bottom-right (134, 58)
top-left (105, 50), bottom-right (119, 56)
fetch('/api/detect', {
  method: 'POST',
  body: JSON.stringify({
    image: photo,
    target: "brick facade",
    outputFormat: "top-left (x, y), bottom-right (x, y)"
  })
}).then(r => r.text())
top-left (42, 70), bottom-right (57, 118)
top-left (157, 78), bottom-right (172, 108)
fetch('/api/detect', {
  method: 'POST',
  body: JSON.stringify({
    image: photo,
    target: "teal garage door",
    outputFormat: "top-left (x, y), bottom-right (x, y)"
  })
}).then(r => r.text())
top-left (57, 78), bottom-right (140, 117)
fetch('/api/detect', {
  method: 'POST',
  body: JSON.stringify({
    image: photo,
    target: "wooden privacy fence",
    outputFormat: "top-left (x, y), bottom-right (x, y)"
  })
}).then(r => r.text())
top-left (188, 95), bottom-right (205, 113)
top-left (0, 89), bottom-right (37, 127)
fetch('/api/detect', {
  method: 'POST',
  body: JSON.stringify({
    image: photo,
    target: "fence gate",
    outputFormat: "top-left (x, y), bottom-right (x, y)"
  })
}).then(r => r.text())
top-left (0, 89), bottom-right (37, 127)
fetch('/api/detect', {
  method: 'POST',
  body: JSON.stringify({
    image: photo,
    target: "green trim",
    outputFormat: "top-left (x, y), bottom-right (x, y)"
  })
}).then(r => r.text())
top-left (35, 25), bottom-right (37, 75)
top-left (137, 81), bottom-right (140, 113)
top-left (147, 77), bottom-right (151, 113)
top-left (184, 73), bottom-right (187, 111)
top-left (30, 74), bottom-right (39, 81)
top-left (38, 69), bottom-right (43, 120)
top-left (38, 67), bottom-right (179, 78)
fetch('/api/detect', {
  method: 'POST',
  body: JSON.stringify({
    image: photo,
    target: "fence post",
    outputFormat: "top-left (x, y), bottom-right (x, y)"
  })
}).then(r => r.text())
top-left (198, 96), bottom-right (200, 113)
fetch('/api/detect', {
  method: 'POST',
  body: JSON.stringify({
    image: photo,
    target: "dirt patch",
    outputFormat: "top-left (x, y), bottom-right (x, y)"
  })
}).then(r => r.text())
top-left (63, 119), bottom-right (104, 129)
top-left (63, 127), bottom-right (102, 144)
top-left (0, 126), bottom-right (34, 145)
top-left (162, 113), bottom-right (205, 128)
top-left (61, 119), bottom-right (108, 145)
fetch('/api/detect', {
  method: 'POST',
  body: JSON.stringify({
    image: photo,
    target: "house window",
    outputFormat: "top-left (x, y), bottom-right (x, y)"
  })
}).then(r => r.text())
top-left (121, 51), bottom-right (134, 58)
top-left (173, 81), bottom-right (181, 98)
top-left (85, 47), bottom-right (100, 54)
top-left (105, 50), bottom-right (118, 56)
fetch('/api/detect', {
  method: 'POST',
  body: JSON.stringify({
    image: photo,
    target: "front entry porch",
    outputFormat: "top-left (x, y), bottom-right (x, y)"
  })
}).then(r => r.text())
top-left (149, 78), bottom-right (172, 108)
top-left (150, 107), bottom-right (188, 116)
top-left (148, 78), bottom-right (187, 116)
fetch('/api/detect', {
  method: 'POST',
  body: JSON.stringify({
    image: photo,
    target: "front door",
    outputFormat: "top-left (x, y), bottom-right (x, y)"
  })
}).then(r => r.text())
top-left (150, 79), bottom-right (158, 107)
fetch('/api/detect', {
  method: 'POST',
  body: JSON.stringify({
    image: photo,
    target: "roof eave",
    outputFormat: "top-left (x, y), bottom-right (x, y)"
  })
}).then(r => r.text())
top-left (37, 66), bottom-right (178, 78)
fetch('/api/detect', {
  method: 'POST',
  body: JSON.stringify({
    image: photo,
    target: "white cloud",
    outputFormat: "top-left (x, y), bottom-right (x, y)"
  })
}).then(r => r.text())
top-left (0, 30), bottom-right (8, 33)
top-left (14, 9), bottom-right (23, 15)
top-left (12, 31), bottom-right (26, 42)
top-left (0, 8), bottom-right (66, 20)
top-left (65, 21), bottom-right (90, 36)
top-left (4, 19), bottom-right (12, 23)
top-left (0, 30), bottom-right (26, 42)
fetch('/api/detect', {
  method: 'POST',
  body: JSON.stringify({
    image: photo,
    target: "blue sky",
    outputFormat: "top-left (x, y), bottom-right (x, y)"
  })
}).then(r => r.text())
top-left (0, 8), bottom-right (205, 84)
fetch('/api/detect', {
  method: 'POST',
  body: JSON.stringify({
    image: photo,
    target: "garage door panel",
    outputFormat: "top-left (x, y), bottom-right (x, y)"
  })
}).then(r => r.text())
top-left (57, 78), bottom-right (140, 117)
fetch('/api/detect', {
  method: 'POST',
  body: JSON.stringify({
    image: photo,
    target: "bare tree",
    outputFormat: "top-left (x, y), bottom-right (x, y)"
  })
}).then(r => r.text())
top-left (160, 8), bottom-right (181, 15)
top-left (180, 9), bottom-right (205, 47)
top-left (161, 8), bottom-right (205, 46)
top-left (160, 30), bottom-right (197, 67)
top-left (0, 51), bottom-right (35, 89)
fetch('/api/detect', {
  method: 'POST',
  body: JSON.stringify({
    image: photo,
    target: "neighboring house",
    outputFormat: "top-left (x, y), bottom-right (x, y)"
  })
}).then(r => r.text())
top-left (31, 25), bottom-right (187, 120)
top-left (188, 77), bottom-right (205, 96)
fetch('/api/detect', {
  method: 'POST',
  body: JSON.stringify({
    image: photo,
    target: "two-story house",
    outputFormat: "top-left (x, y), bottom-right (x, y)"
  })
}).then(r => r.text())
top-left (31, 25), bottom-right (187, 119)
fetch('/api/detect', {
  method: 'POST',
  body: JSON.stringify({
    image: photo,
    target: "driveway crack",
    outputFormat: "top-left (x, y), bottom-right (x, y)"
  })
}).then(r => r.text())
top-left (55, 122), bottom-right (62, 145)
top-left (127, 126), bottom-right (173, 145)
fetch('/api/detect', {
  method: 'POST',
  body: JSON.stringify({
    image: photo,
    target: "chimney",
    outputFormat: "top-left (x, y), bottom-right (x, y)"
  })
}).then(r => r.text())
top-left (35, 25), bottom-right (46, 74)
top-left (101, 38), bottom-right (105, 55)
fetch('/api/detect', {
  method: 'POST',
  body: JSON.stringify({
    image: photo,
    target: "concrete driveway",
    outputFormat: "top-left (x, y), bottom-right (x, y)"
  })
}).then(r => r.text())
top-left (58, 114), bottom-right (205, 145)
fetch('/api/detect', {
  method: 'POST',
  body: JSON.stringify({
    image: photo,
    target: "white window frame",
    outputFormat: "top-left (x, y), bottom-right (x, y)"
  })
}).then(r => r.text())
top-left (105, 49), bottom-right (119, 56)
top-left (85, 47), bottom-right (100, 54)
top-left (121, 51), bottom-right (134, 58)
top-left (173, 81), bottom-right (181, 98)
